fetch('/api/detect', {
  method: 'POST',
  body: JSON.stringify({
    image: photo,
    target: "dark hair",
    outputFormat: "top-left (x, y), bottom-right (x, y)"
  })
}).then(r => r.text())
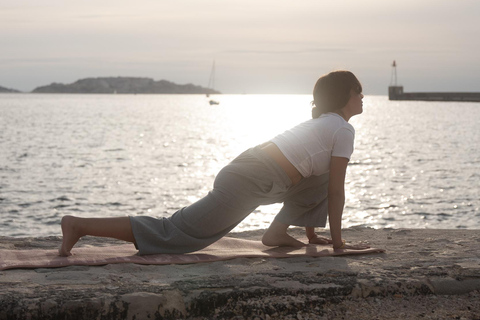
top-left (311, 70), bottom-right (362, 118)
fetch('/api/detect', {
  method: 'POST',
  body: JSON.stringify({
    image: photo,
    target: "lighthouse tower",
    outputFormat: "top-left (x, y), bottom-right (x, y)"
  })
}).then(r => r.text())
top-left (388, 60), bottom-right (404, 100)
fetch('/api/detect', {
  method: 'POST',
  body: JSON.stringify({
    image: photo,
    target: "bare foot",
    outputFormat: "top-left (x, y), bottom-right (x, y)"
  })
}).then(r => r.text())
top-left (58, 215), bottom-right (83, 256)
top-left (262, 228), bottom-right (306, 248)
top-left (308, 234), bottom-right (333, 245)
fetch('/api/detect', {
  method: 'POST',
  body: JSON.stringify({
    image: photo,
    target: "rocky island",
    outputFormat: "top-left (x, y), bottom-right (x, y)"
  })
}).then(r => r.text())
top-left (32, 77), bottom-right (220, 94)
top-left (0, 85), bottom-right (21, 93)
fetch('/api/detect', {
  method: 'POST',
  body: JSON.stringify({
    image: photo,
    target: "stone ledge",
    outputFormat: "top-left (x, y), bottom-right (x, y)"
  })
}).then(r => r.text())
top-left (1, 228), bottom-right (479, 319)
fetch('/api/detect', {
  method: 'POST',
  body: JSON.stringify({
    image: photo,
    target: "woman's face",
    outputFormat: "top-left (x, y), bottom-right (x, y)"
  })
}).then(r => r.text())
top-left (342, 90), bottom-right (364, 118)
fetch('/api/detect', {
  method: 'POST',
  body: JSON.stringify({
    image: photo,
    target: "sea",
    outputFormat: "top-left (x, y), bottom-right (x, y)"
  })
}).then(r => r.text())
top-left (1, 94), bottom-right (479, 237)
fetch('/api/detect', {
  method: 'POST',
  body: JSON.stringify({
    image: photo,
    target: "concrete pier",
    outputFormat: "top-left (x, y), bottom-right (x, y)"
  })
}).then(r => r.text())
top-left (1, 228), bottom-right (479, 319)
top-left (388, 86), bottom-right (480, 102)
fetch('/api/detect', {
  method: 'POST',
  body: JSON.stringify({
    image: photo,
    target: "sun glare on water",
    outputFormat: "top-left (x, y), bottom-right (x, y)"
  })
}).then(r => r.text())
top-left (203, 94), bottom-right (313, 231)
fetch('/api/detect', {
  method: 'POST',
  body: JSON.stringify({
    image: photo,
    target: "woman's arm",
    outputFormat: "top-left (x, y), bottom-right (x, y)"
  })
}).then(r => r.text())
top-left (328, 156), bottom-right (349, 249)
top-left (302, 157), bottom-right (347, 246)
top-left (326, 157), bottom-right (370, 250)
top-left (304, 157), bottom-right (348, 246)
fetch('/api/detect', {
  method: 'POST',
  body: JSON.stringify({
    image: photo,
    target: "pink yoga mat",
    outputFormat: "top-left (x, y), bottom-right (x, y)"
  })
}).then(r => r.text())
top-left (0, 237), bottom-right (384, 271)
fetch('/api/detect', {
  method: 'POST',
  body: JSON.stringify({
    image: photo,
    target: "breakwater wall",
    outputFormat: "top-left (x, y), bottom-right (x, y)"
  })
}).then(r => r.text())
top-left (389, 86), bottom-right (480, 102)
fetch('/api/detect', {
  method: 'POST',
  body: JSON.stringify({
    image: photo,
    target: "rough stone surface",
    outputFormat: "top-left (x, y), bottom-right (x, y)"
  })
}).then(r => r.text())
top-left (1, 228), bottom-right (479, 319)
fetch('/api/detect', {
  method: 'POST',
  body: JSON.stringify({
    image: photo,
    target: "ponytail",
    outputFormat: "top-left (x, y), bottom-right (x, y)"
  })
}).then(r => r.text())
top-left (311, 104), bottom-right (321, 119)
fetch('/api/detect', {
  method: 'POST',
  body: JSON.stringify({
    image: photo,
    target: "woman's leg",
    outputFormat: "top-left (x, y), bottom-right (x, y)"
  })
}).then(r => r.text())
top-left (59, 215), bottom-right (135, 256)
top-left (262, 219), bottom-right (306, 247)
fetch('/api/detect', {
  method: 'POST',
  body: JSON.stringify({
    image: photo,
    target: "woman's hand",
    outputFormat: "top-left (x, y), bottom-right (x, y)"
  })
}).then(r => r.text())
top-left (308, 234), bottom-right (333, 245)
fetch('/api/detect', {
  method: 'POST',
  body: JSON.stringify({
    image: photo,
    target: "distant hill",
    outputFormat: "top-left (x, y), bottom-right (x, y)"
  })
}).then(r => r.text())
top-left (32, 77), bottom-right (220, 94)
top-left (0, 85), bottom-right (21, 93)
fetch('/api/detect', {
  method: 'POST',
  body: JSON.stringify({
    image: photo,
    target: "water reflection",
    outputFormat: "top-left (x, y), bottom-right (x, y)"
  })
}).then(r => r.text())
top-left (1, 94), bottom-right (479, 236)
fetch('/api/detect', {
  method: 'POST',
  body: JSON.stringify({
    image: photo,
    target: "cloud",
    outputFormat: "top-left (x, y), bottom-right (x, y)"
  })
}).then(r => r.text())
top-left (221, 47), bottom-right (354, 55)
top-left (1, 0), bottom-right (479, 93)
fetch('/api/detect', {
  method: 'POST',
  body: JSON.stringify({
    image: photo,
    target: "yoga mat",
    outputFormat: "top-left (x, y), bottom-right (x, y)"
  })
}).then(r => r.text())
top-left (0, 237), bottom-right (384, 271)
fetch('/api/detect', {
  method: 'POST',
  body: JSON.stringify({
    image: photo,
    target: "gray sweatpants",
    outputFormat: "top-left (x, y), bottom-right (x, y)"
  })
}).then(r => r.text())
top-left (129, 146), bottom-right (329, 255)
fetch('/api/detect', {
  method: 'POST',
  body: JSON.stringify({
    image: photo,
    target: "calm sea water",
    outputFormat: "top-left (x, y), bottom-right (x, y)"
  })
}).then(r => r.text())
top-left (1, 94), bottom-right (479, 237)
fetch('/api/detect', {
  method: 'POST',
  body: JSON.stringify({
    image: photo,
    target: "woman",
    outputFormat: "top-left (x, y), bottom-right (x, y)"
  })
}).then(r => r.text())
top-left (59, 70), bottom-right (369, 256)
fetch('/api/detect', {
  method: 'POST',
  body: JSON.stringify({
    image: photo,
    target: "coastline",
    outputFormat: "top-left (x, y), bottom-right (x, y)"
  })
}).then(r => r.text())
top-left (1, 228), bottom-right (479, 319)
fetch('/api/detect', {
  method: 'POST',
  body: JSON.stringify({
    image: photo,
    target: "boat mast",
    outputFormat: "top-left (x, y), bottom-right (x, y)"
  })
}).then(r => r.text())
top-left (207, 60), bottom-right (216, 91)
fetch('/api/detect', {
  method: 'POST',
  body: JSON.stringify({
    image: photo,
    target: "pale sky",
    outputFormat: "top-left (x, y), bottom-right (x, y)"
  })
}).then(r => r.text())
top-left (1, 0), bottom-right (479, 94)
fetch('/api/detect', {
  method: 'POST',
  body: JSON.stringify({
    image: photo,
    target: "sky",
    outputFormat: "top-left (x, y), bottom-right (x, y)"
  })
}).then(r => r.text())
top-left (1, 0), bottom-right (479, 94)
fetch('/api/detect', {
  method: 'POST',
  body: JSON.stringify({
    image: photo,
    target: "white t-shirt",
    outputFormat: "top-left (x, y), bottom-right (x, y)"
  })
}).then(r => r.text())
top-left (270, 113), bottom-right (355, 178)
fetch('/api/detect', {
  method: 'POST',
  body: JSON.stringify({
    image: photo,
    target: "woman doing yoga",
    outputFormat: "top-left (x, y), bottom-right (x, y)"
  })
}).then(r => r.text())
top-left (59, 70), bottom-right (369, 256)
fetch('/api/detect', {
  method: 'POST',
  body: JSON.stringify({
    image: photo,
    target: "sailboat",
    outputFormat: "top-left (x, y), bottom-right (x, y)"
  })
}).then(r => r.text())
top-left (207, 61), bottom-right (219, 105)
